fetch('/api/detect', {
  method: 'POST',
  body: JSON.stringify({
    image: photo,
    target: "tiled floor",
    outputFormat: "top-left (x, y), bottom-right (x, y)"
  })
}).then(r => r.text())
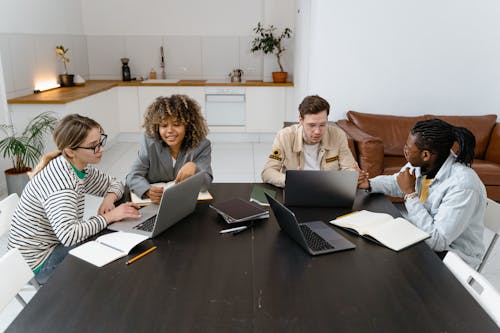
top-left (1, 140), bottom-right (499, 331)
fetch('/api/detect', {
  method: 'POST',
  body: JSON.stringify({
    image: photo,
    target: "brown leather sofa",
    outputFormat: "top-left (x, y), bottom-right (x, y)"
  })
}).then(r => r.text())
top-left (337, 111), bottom-right (500, 200)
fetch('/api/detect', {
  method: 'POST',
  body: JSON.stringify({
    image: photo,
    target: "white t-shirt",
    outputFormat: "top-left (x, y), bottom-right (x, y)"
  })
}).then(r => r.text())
top-left (303, 143), bottom-right (320, 170)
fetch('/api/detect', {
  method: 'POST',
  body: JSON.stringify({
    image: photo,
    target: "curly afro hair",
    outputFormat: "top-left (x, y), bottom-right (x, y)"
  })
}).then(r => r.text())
top-left (143, 94), bottom-right (208, 149)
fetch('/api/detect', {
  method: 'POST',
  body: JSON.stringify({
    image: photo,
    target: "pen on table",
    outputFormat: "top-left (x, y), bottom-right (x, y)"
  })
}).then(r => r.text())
top-left (232, 226), bottom-right (248, 235)
top-left (220, 226), bottom-right (247, 234)
top-left (126, 246), bottom-right (157, 265)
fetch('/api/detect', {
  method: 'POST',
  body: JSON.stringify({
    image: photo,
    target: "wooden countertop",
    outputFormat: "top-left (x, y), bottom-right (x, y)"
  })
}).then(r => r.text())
top-left (8, 79), bottom-right (294, 104)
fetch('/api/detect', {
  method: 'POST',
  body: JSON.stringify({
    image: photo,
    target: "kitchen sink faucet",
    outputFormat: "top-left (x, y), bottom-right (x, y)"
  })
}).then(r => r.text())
top-left (160, 46), bottom-right (166, 79)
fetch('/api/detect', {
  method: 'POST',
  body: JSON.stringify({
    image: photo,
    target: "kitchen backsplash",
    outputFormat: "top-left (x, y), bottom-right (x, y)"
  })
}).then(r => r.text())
top-left (0, 33), bottom-right (294, 99)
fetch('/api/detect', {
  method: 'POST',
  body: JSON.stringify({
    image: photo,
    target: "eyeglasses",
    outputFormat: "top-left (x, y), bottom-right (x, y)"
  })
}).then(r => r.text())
top-left (75, 134), bottom-right (107, 154)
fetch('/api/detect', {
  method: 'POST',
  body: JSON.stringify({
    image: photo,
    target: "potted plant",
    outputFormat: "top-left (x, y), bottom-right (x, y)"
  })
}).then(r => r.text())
top-left (251, 22), bottom-right (292, 83)
top-left (56, 45), bottom-right (74, 87)
top-left (0, 112), bottom-right (58, 195)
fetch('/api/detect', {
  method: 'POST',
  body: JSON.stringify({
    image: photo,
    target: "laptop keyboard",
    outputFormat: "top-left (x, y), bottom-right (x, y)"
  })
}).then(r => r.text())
top-left (133, 216), bottom-right (156, 232)
top-left (300, 224), bottom-right (334, 252)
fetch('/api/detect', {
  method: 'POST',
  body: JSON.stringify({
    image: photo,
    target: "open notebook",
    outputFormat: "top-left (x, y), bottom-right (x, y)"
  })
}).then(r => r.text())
top-left (131, 181), bottom-right (212, 206)
top-left (330, 210), bottom-right (429, 251)
top-left (69, 232), bottom-right (148, 267)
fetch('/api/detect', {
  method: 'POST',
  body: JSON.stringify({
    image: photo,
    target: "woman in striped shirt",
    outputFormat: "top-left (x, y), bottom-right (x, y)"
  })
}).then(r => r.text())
top-left (8, 114), bottom-right (141, 284)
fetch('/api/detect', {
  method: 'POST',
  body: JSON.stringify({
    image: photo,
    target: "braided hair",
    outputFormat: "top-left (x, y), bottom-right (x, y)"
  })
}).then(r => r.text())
top-left (411, 118), bottom-right (476, 167)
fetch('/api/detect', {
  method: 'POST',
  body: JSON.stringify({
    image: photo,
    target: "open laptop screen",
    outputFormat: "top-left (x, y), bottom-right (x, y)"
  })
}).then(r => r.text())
top-left (284, 170), bottom-right (358, 207)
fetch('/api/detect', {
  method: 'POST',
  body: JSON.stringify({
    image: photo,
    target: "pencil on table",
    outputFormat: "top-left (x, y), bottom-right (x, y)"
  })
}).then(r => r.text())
top-left (126, 246), bottom-right (157, 265)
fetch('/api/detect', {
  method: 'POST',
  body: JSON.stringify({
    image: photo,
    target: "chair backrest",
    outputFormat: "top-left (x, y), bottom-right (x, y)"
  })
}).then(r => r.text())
top-left (477, 198), bottom-right (500, 272)
top-left (0, 193), bottom-right (20, 237)
top-left (484, 198), bottom-right (500, 234)
top-left (0, 248), bottom-right (35, 311)
top-left (444, 251), bottom-right (500, 327)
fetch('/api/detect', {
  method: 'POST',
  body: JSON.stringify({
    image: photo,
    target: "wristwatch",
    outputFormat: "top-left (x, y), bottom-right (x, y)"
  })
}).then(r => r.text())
top-left (404, 192), bottom-right (419, 202)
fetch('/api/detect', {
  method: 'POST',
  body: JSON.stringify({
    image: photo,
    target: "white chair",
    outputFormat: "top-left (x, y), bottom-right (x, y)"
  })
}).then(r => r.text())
top-left (0, 193), bottom-right (19, 237)
top-left (444, 251), bottom-right (500, 327)
top-left (0, 248), bottom-right (36, 311)
top-left (477, 198), bottom-right (500, 273)
top-left (0, 193), bottom-right (40, 312)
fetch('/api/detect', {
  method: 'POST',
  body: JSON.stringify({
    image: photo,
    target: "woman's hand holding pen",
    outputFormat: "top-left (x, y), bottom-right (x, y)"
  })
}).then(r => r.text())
top-left (102, 202), bottom-right (141, 224)
top-left (174, 162), bottom-right (197, 183)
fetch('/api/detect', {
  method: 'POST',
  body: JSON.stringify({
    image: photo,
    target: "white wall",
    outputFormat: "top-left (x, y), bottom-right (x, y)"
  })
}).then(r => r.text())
top-left (82, 0), bottom-right (296, 82)
top-left (0, 0), bottom-right (296, 93)
top-left (301, 0), bottom-right (500, 121)
top-left (0, 0), bottom-right (84, 34)
top-left (0, 0), bottom-right (88, 98)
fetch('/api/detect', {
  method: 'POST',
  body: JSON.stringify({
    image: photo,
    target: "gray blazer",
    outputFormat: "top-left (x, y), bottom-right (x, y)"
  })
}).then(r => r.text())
top-left (126, 134), bottom-right (213, 198)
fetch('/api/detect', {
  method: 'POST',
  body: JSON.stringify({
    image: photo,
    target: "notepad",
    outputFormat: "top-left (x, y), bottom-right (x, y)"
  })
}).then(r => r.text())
top-left (69, 232), bottom-right (148, 267)
top-left (131, 181), bottom-right (213, 206)
top-left (330, 210), bottom-right (430, 251)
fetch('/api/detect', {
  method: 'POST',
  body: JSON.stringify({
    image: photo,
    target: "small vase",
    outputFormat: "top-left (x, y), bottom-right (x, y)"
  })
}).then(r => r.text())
top-left (272, 72), bottom-right (287, 83)
top-left (59, 74), bottom-right (75, 87)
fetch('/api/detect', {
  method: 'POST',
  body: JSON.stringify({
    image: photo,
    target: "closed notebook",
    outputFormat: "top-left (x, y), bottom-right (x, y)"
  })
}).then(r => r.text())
top-left (210, 198), bottom-right (269, 223)
top-left (330, 210), bottom-right (430, 251)
top-left (69, 232), bottom-right (148, 267)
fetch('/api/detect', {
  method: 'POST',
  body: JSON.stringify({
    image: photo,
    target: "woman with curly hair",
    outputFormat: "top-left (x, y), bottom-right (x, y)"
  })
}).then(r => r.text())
top-left (126, 95), bottom-right (213, 203)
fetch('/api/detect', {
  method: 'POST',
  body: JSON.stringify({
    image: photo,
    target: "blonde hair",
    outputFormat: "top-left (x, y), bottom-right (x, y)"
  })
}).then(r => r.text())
top-left (143, 95), bottom-right (208, 149)
top-left (31, 114), bottom-right (102, 177)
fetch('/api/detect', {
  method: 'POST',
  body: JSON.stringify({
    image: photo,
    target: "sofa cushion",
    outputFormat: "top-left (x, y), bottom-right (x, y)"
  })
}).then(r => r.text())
top-left (382, 156), bottom-right (407, 176)
top-left (427, 115), bottom-right (497, 159)
top-left (348, 111), bottom-right (497, 159)
top-left (347, 111), bottom-right (426, 156)
top-left (472, 159), bottom-right (500, 186)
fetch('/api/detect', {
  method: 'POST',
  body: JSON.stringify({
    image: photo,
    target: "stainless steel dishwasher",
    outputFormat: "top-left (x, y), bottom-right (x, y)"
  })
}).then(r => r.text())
top-left (205, 87), bottom-right (246, 126)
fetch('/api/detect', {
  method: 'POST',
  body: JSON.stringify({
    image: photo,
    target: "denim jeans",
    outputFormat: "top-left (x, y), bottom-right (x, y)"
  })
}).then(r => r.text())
top-left (35, 244), bottom-right (76, 284)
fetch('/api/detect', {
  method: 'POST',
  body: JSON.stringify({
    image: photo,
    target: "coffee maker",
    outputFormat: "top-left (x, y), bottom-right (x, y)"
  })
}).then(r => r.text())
top-left (121, 58), bottom-right (131, 81)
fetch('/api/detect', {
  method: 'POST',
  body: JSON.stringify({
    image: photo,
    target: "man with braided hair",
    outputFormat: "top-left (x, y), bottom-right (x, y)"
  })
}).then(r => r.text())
top-left (359, 118), bottom-right (486, 266)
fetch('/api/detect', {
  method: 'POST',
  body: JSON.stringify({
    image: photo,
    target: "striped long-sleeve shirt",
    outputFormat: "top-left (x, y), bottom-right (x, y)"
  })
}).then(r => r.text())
top-left (8, 155), bottom-right (124, 270)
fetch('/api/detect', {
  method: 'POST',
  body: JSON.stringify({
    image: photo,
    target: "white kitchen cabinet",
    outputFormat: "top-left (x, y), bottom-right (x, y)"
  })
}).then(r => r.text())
top-left (117, 87), bottom-right (140, 132)
top-left (138, 87), bottom-right (178, 119)
top-left (9, 89), bottom-right (120, 145)
top-left (245, 87), bottom-right (286, 133)
top-left (69, 89), bottom-right (119, 139)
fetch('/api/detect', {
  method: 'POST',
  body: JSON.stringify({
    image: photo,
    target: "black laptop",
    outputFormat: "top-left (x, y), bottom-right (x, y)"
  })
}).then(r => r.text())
top-left (266, 193), bottom-right (355, 255)
top-left (284, 170), bottom-right (358, 207)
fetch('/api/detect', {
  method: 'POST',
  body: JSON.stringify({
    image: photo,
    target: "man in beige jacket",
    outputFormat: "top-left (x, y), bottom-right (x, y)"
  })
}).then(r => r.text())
top-left (261, 95), bottom-right (358, 187)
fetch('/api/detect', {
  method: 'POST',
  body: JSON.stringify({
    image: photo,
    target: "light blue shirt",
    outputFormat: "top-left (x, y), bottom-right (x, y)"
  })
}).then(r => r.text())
top-left (370, 153), bottom-right (486, 267)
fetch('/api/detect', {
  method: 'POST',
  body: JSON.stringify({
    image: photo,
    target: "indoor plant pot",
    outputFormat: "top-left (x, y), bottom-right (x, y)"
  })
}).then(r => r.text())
top-left (56, 45), bottom-right (75, 87)
top-left (0, 112), bottom-right (58, 195)
top-left (251, 22), bottom-right (292, 83)
top-left (272, 72), bottom-right (287, 83)
top-left (59, 74), bottom-right (75, 87)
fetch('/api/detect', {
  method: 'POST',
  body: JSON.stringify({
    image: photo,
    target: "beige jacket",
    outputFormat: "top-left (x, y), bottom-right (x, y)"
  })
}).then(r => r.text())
top-left (261, 124), bottom-right (357, 187)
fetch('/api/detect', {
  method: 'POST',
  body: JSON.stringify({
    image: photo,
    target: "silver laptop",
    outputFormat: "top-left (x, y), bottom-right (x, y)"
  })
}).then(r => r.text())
top-left (284, 170), bottom-right (358, 207)
top-left (108, 172), bottom-right (205, 238)
top-left (266, 193), bottom-right (355, 255)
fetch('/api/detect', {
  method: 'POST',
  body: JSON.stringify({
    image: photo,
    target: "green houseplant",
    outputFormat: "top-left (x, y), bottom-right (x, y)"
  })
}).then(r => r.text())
top-left (56, 45), bottom-right (74, 87)
top-left (0, 112), bottom-right (58, 195)
top-left (251, 22), bottom-right (292, 83)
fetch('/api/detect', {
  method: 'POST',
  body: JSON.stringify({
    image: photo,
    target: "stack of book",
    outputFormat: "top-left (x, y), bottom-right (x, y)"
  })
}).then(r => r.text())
top-left (210, 198), bottom-right (269, 224)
